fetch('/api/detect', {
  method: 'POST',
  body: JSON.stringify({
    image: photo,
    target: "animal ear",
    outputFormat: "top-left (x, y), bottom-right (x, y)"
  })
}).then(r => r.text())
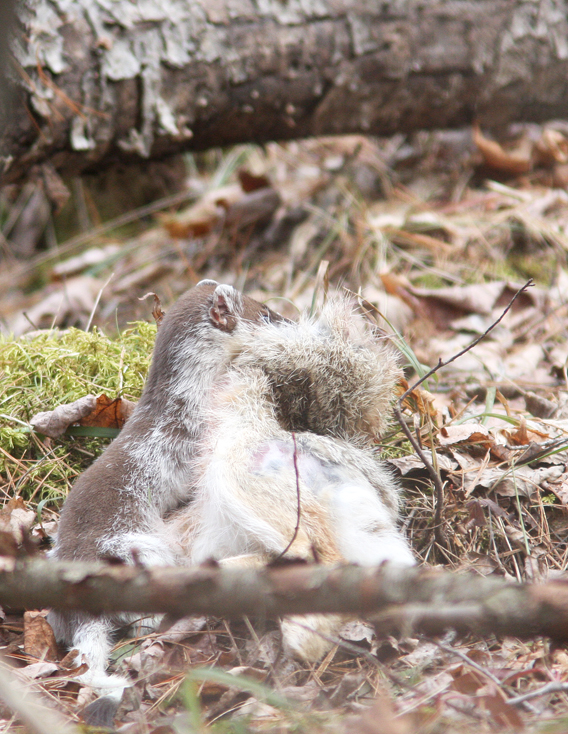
top-left (197, 279), bottom-right (218, 287)
top-left (209, 284), bottom-right (242, 330)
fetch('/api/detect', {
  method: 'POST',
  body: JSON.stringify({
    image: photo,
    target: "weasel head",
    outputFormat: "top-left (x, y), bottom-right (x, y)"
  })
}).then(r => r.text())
top-left (140, 281), bottom-right (287, 409)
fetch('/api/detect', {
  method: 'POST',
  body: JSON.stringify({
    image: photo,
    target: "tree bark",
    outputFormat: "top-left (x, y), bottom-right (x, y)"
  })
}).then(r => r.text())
top-left (4, 558), bottom-right (568, 642)
top-left (3, 0), bottom-right (568, 184)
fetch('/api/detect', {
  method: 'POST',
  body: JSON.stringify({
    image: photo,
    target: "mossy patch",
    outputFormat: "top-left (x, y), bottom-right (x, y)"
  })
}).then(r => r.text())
top-left (0, 323), bottom-right (156, 506)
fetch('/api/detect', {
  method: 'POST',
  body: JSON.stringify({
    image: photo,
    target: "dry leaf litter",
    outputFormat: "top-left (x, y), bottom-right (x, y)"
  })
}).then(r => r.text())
top-left (1, 126), bottom-right (568, 732)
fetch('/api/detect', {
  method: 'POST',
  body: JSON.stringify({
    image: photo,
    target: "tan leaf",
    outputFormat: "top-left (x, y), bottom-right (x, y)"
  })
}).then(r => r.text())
top-left (31, 395), bottom-right (97, 438)
top-left (464, 465), bottom-right (564, 498)
top-left (473, 123), bottom-right (532, 174)
top-left (0, 497), bottom-right (36, 543)
top-left (16, 661), bottom-right (59, 680)
top-left (159, 183), bottom-right (242, 238)
top-left (345, 693), bottom-right (412, 734)
top-left (24, 610), bottom-right (58, 661)
top-left (387, 452), bottom-right (456, 475)
top-left (52, 244), bottom-right (120, 280)
top-left (439, 424), bottom-right (493, 447)
top-left (535, 128), bottom-right (568, 165)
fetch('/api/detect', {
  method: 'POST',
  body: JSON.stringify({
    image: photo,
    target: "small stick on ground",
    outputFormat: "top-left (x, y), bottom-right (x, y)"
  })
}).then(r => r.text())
top-left (392, 279), bottom-right (534, 552)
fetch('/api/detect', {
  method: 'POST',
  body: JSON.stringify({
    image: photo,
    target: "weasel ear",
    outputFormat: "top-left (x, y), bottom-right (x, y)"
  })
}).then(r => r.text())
top-left (209, 284), bottom-right (242, 331)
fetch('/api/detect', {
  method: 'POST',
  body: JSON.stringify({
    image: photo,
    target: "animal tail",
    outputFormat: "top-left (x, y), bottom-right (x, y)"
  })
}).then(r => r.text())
top-left (48, 609), bottom-right (129, 726)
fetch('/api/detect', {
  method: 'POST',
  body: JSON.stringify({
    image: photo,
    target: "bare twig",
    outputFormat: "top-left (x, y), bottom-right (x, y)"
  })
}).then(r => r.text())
top-left (85, 271), bottom-right (114, 332)
top-left (433, 639), bottom-right (538, 713)
top-left (274, 432), bottom-right (302, 561)
top-left (506, 681), bottom-right (568, 706)
top-left (393, 279), bottom-right (534, 552)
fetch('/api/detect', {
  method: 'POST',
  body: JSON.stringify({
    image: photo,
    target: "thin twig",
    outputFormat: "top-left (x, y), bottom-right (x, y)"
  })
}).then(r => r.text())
top-left (393, 279), bottom-right (534, 552)
top-left (506, 681), bottom-right (568, 706)
top-left (433, 640), bottom-right (504, 688)
top-left (86, 271), bottom-right (114, 332)
top-left (273, 432), bottom-right (301, 561)
top-left (432, 639), bottom-right (538, 713)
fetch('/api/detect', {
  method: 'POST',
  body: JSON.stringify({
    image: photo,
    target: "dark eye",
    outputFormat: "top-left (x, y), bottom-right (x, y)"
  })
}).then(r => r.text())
top-left (260, 311), bottom-right (272, 324)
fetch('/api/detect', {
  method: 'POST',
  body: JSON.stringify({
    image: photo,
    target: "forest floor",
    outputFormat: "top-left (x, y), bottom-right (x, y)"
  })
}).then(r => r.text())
top-left (1, 124), bottom-right (568, 733)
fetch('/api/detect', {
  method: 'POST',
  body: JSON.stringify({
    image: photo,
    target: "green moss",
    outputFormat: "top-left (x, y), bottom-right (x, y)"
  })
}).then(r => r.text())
top-left (410, 272), bottom-right (447, 290)
top-left (506, 251), bottom-right (560, 284)
top-left (0, 323), bottom-right (156, 505)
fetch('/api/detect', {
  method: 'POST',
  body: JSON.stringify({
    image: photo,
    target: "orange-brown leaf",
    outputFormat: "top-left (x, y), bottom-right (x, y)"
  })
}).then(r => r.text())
top-left (473, 123), bottom-right (532, 174)
top-left (79, 394), bottom-right (136, 429)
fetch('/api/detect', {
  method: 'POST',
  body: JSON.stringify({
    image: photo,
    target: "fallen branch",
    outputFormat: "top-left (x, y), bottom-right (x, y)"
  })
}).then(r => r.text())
top-left (2, 559), bottom-right (568, 642)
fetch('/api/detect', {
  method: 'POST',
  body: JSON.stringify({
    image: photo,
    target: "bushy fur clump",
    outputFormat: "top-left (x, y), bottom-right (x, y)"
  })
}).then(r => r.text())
top-left (234, 297), bottom-right (401, 443)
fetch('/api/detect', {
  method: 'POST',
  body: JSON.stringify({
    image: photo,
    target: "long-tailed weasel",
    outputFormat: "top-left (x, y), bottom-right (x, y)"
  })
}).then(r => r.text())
top-left (48, 281), bottom-right (285, 721)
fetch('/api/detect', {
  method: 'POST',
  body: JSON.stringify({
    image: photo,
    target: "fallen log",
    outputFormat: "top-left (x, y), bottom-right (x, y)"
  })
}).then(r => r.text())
top-left (3, 0), bottom-right (568, 182)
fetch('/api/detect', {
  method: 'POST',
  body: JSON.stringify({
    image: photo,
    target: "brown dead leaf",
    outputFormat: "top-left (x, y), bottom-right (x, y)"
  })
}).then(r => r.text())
top-left (463, 552), bottom-right (500, 576)
top-left (79, 394), bottom-right (136, 429)
top-left (223, 188), bottom-right (281, 231)
top-left (41, 163), bottom-right (71, 214)
top-left (464, 464), bottom-right (564, 498)
top-left (465, 499), bottom-right (487, 529)
top-left (139, 292), bottom-right (166, 327)
top-left (0, 531), bottom-right (19, 557)
top-left (439, 424), bottom-right (493, 447)
top-left (160, 183), bottom-right (242, 238)
top-left (24, 610), bottom-right (58, 661)
top-left (381, 276), bottom-right (534, 331)
top-left (31, 395), bottom-right (96, 438)
top-left (200, 680), bottom-right (229, 700)
top-left (548, 477), bottom-right (568, 506)
top-left (473, 123), bottom-right (532, 175)
top-left (525, 392), bottom-right (557, 419)
top-left (380, 272), bottom-right (424, 314)
top-left (346, 693), bottom-right (413, 734)
top-left (387, 228), bottom-right (453, 255)
top-left (227, 666), bottom-right (268, 683)
top-left (535, 128), bottom-right (568, 166)
top-left (237, 169), bottom-right (271, 192)
top-left (398, 379), bottom-right (437, 419)
top-left (503, 417), bottom-right (550, 446)
top-left (450, 667), bottom-right (487, 694)
top-left (156, 615), bottom-right (207, 642)
top-left (387, 452), bottom-right (456, 475)
top-left (477, 684), bottom-right (524, 729)
top-left (59, 648), bottom-right (89, 675)
top-left (0, 497), bottom-right (36, 543)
